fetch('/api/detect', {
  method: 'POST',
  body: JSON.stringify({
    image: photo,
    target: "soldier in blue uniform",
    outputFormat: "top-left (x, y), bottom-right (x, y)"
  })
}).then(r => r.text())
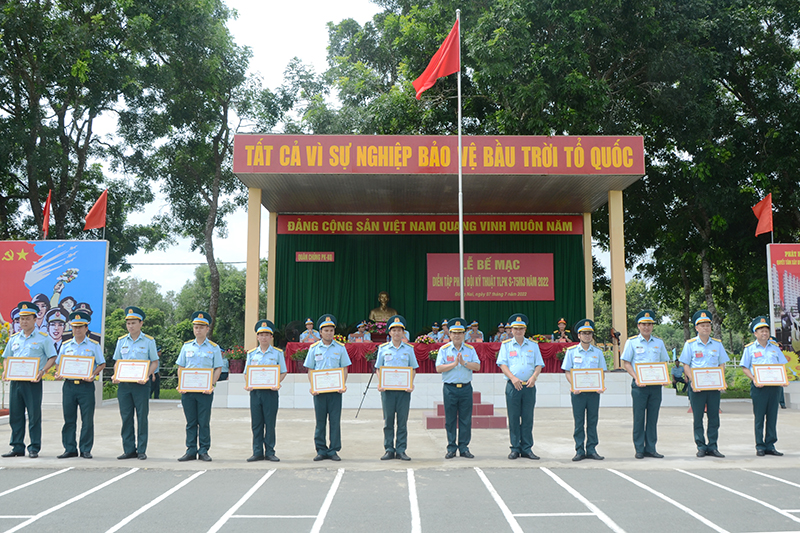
top-left (45, 308), bottom-right (67, 354)
top-left (300, 318), bottom-right (321, 343)
top-left (491, 323), bottom-right (505, 343)
top-left (465, 321), bottom-right (484, 343)
top-left (304, 314), bottom-right (351, 461)
top-left (740, 316), bottom-right (787, 457)
top-left (1, 301), bottom-right (57, 458)
top-left (348, 321), bottom-right (372, 343)
top-left (55, 311), bottom-right (105, 459)
top-left (176, 311), bottom-right (224, 462)
top-left (375, 315), bottom-right (418, 461)
top-left (9, 307), bottom-right (21, 334)
top-left (438, 319), bottom-right (450, 343)
top-left (497, 314), bottom-right (544, 460)
top-left (562, 319), bottom-right (607, 461)
top-left (428, 322), bottom-right (440, 340)
top-left (680, 309), bottom-right (729, 458)
top-left (435, 318), bottom-right (480, 458)
top-left (245, 319), bottom-right (287, 462)
top-left (113, 306), bottom-right (159, 460)
top-left (621, 309), bottom-right (670, 459)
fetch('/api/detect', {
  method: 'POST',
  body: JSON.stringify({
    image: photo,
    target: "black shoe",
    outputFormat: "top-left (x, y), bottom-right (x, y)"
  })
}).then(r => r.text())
top-left (198, 453), bottom-right (212, 462)
top-left (58, 451), bottom-right (78, 459)
top-left (118, 452), bottom-right (138, 460)
top-left (138, 453), bottom-right (147, 460)
top-left (313, 454), bottom-right (327, 461)
top-left (644, 451), bottom-right (664, 458)
top-left (508, 451), bottom-right (520, 460)
top-left (445, 451), bottom-right (456, 459)
top-left (265, 455), bottom-right (280, 462)
top-left (635, 452), bottom-right (645, 459)
top-left (696, 450), bottom-right (706, 457)
top-left (587, 452), bottom-right (604, 460)
top-left (330, 452), bottom-right (341, 461)
top-left (756, 449), bottom-right (766, 456)
top-left (381, 451), bottom-right (395, 460)
top-left (765, 449), bottom-right (783, 456)
top-left (460, 451), bottom-right (475, 459)
top-left (1, 450), bottom-right (25, 458)
top-left (177, 452), bottom-right (197, 462)
top-left (28, 451), bottom-right (38, 458)
top-left (246, 455), bottom-right (265, 462)
top-left (572, 453), bottom-right (585, 462)
top-left (707, 450), bottom-right (725, 458)
top-left (397, 452), bottom-right (411, 461)
top-left (80, 452), bottom-right (92, 459)
top-left (523, 452), bottom-right (539, 460)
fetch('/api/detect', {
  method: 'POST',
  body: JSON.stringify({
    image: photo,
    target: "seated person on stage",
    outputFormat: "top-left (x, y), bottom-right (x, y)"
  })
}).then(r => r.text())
top-left (428, 322), bottom-right (440, 340)
top-left (300, 318), bottom-right (321, 343)
top-left (499, 323), bottom-right (512, 342)
top-left (670, 359), bottom-right (688, 392)
top-left (491, 323), bottom-right (505, 342)
top-left (439, 319), bottom-right (450, 343)
top-left (552, 318), bottom-right (571, 342)
top-left (465, 321), bottom-right (484, 343)
top-left (348, 321), bottom-right (372, 343)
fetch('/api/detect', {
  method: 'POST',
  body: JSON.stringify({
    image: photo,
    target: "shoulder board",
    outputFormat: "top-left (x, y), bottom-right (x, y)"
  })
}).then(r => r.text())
top-left (744, 341), bottom-right (755, 348)
top-left (688, 337), bottom-right (698, 342)
top-left (566, 344), bottom-right (579, 351)
top-left (273, 346), bottom-right (284, 353)
top-left (627, 335), bottom-right (639, 341)
top-left (334, 340), bottom-right (345, 347)
top-left (208, 340), bottom-right (218, 347)
top-left (463, 342), bottom-right (477, 350)
top-left (403, 340), bottom-right (414, 346)
top-left (769, 340), bottom-right (780, 347)
top-left (552, 330), bottom-right (559, 335)
top-left (502, 338), bottom-right (513, 344)
top-left (118, 334), bottom-right (127, 340)
top-left (441, 342), bottom-right (453, 349)
top-left (379, 341), bottom-right (390, 348)
top-left (712, 338), bottom-right (721, 343)
top-left (89, 339), bottom-right (99, 345)
top-left (310, 340), bottom-right (321, 348)
top-left (143, 334), bottom-right (154, 340)
top-left (39, 331), bottom-right (48, 337)
top-left (183, 340), bottom-right (193, 344)
top-left (247, 347), bottom-right (259, 354)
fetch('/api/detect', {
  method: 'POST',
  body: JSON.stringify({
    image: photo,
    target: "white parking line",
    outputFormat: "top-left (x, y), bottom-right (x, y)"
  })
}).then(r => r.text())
top-left (540, 467), bottom-right (626, 533)
top-left (474, 467), bottom-right (523, 533)
top-left (310, 468), bottom-right (345, 533)
top-left (744, 469), bottom-right (800, 489)
top-left (515, 512), bottom-right (595, 517)
top-left (3, 468), bottom-right (138, 533)
top-left (0, 468), bottom-right (73, 498)
top-left (233, 515), bottom-right (316, 519)
top-left (608, 469), bottom-right (729, 533)
top-left (207, 469), bottom-right (276, 533)
top-left (408, 469), bottom-right (421, 533)
top-left (0, 518), bottom-right (33, 520)
top-left (105, 470), bottom-right (206, 533)
top-left (677, 469), bottom-right (800, 524)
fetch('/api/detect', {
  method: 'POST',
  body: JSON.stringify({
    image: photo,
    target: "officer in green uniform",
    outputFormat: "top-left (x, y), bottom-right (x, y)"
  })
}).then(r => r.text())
top-left (176, 311), bottom-right (223, 462)
top-left (55, 311), bottom-right (105, 459)
top-left (245, 319), bottom-right (287, 462)
top-left (113, 306), bottom-right (159, 460)
top-left (740, 316), bottom-right (787, 456)
top-left (562, 319), bottom-right (607, 461)
top-left (376, 315), bottom-right (418, 461)
top-left (1, 301), bottom-right (57, 458)
top-left (621, 309), bottom-right (670, 459)
top-left (552, 317), bottom-right (571, 342)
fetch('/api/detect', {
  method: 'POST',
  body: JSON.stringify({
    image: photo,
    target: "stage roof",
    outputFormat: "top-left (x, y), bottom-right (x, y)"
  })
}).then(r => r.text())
top-left (233, 135), bottom-right (646, 214)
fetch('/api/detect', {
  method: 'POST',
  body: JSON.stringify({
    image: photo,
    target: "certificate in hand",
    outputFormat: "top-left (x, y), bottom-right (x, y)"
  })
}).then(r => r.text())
top-left (113, 360), bottom-right (150, 382)
top-left (58, 355), bottom-right (95, 380)
top-left (635, 362), bottom-right (670, 386)
top-left (379, 367), bottom-right (413, 390)
top-left (570, 369), bottom-right (604, 392)
top-left (310, 368), bottom-right (345, 394)
top-left (178, 368), bottom-right (213, 393)
top-left (753, 365), bottom-right (788, 387)
top-left (246, 365), bottom-right (281, 389)
top-left (691, 366), bottom-right (725, 391)
top-left (2, 357), bottom-right (40, 381)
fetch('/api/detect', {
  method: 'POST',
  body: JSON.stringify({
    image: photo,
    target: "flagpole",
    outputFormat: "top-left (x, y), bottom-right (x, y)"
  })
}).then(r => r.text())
top-left (456, 9), bottom-right (465, 319)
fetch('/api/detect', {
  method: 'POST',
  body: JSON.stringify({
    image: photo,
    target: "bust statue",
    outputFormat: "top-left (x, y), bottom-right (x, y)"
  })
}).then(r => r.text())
top-left (368, 291), bottom-right (398, 322)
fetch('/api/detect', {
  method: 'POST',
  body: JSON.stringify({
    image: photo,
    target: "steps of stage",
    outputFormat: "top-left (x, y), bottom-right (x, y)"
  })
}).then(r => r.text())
top-left (424, 390), bottom-right (507, 429)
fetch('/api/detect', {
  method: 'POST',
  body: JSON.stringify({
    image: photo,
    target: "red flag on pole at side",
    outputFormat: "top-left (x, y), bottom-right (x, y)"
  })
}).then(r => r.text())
top-left (42, 190), bottom-right (52, 238)
top-left (412, 20), bottom-right (460, 100)
top-left (752, 193), bottom-right (773, 236)
top-left (84, 189), bottom-right (108, 230)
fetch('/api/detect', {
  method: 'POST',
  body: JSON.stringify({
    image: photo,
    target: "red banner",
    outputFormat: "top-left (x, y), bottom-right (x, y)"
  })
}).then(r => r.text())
top-left (278, 215), bottom-right (583, 235)
top-left (234, 135), bottom-right (645, 175)
top-left (295, 252), bottom-right (334, 262)
top-left (768, 244), bottom-right (800, 361)
top-left (427, 253), bottom-right (554, 301)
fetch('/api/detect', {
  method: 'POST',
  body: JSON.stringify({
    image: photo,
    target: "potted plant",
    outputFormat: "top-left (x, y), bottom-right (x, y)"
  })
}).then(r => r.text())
top-left (224, 346), bottom-right (247, 373)
top-left (290, 348), bottom-right (309, 372)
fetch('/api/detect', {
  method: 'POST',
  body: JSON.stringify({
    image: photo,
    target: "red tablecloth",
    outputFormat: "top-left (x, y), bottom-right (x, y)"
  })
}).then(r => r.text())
top-left (284, 341), bottom-right (576, 373)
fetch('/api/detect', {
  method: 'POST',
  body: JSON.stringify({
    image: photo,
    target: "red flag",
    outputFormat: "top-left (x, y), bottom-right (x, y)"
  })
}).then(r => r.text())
top-left (42, 190), bottom-right (52, 238)
top-left (752, 193), bottom-right (773, 236)
top-left (84, 189), bottom-right (108, 230)
top-left (413, 20), bottom-right (460, 100)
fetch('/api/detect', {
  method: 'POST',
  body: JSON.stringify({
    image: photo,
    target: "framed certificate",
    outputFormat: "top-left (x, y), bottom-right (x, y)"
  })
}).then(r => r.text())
top-left (379, 366), bottom-right (413, 390)
top-left (58, 355), bottom-right (95, 380)
top-left (570, 369), bottom-right (604, 392)
top-left (691, 366), bottom-right (726, 391)
top-left (246, 365), bottom-right (281, 389)
top-left (310, 368), bottom-right (345, 394)
top-left (178, 368), bottom-right (213, 393)
top-left (635, 362), bottom-right (670, 386)
top-left (753, 365), bottom-right (788, 386)
top-left (113, 360), bottom-right (150, 382)
top-left (2, 357), bottom-right (40, 381)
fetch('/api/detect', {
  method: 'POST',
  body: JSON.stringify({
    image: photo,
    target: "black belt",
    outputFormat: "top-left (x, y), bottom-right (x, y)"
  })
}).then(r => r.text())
top-left (444, 382), bottom-right (470, 388)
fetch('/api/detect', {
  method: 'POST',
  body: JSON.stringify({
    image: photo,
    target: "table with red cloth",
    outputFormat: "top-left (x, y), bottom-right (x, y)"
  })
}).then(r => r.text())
top-left (283, 341), bottom-right (576, 373)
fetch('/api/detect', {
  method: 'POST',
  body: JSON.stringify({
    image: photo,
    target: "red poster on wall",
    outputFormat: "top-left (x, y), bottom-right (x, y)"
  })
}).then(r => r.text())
top-left (427, 253), bottom-right (554, 301)
top-left (768, 244), bottom-right (800, 360)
